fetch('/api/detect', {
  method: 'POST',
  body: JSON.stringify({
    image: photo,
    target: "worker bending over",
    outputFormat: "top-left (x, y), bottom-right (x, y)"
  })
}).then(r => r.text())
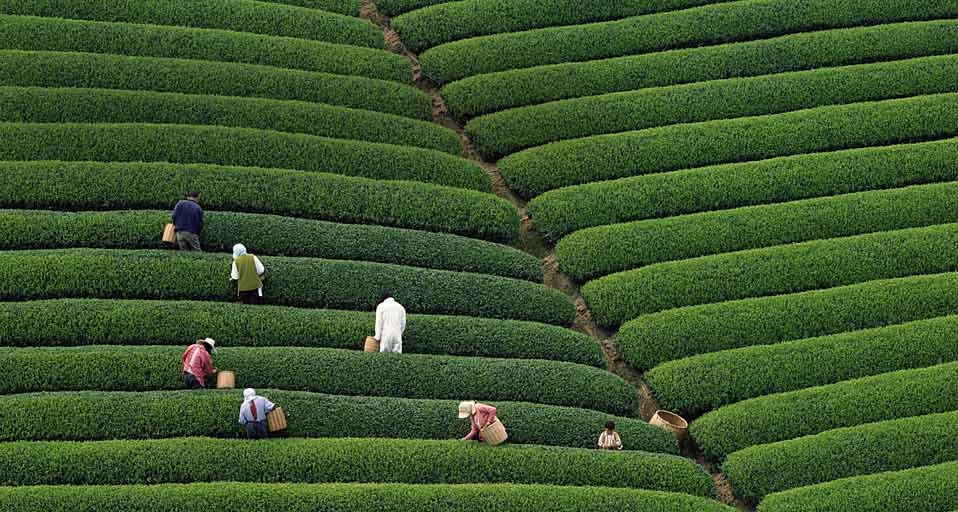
top-left (182, 338), bottom-right (216, 389)
top-left (458, 400), bottom-right (499, 442)
top-left (375, 292), bottom-right (406, 353)
top-left (239, 388), bottom-right (276, 440)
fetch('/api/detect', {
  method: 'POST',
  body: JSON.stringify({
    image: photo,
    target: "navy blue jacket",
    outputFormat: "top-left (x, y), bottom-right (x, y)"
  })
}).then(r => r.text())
top-left (172, 199), bottom-right (204, 234)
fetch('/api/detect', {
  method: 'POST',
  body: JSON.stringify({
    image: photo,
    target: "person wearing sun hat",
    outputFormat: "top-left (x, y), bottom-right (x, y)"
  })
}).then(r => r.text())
top-left (458, 400), bottom-right (499, 442)
top-left (238, 388), bottom-right (276, 440)
top-left (181, 337), bottom-right (217, 389)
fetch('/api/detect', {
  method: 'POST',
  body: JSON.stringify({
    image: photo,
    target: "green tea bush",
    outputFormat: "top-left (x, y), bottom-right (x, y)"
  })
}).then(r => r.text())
top-left (724, 411), bottom-right (958, 501)
top-left (0, 299), bottom-right (601, 365)
top-left (0, 437), bottom-right (707, 493)
top-left (0, 50), bottom-right (429, 119)
top-left (419, 0), bottom-right (957, 82)
top-left (0, 86), bottom-right (459, 153)
top-left (0, 210), bottom-right (537, 280)
top-left (757, 461), bottom-right (958, 512)
top-left (0, 14), bottom-right (409, 81)
top-left (257, 0), bottom-right (361, 15)
top-left (393, 0), bottom-right (726, 53)
top-left (619, 272), bottom-right (958, 369)
top-left (0, 483), bottom-right (734, 512)
top-left (528, 139), bottom-right (958, 240)
top-left (467, 55), bottom-right (958, 158)
top-left (0, 161), bottom-right (516, 242)
top-left (585, 223), bottom-right (958, 327)
top-left (500, 93), bottom-right (958, 199)
top-left (0, 249), bottom-right (574, 324)
top-left (0, 390), bottom-right (677, 451)
top-left (376, 0), bottom-right (453, 16)
top-left (0, 0), bottom-right (382, 47)
top-left (689, 362), bottom-right (958, 459)
top-left (645, 315), bottom-right (958, 415)
top-left (558, 182), bottom-right (958, 280)
top-left (443, 20), bottom-right (958, 118)
top-left (0, 122), bottom-right (484, 190)
top-left (0, 346), bottom-right (633, 413)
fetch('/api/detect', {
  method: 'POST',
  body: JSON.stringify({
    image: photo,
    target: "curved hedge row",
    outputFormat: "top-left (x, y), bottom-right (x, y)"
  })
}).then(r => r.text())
top-left (0, 249), bottom-right (574, 325)
top-left (0, 390), bottom-right (676, 451)
top-left (1, 86), bottom-right (459, 153)
top-left (584, 223), bottom-right (958, 327)
top-left (419, 0), bottom-right (958, 82)
top-left (558, 182), bottom-right (958, 281)
top-left (757, 461), bottom-right (958, 512)
top-left (0, 346), bottom-right (633, 413)
top-left (0, 437), bottom-right (708, 494)
top-left (443, 20), bottom-right (958, 119)
top-left (393, 0), bottom-right (727, 53)
top-left (376, 0), bottom-right (452, 16)
top-left (724, 411), bottom-right (958, 501)
top-left (258, 0), bottom-right (361, 15)
top-left (0, 0), bottom-right (382, 47)
top-left (0, 210), bottom-right (538, 281)
top-left (0, 161), bottom-right (516, 242)
top-left (528, 139), bottom-right (958, 240)
top-left (0, 483), bottom-right (736, 512)
top-left (0, 122), bottom-right (486, 190)
top-left (500, 92), bottom-right (958, 199)
top-left (0, 299), bottom-right (601, 365)
top-left (619, 272), bottom-right (958, 370)
top-left (0, 50), bottom-right (430, 119)
top-left (645, 315), bottom-right (958, 415)
top-left (689, 362), bottom-right (958, 460)
top-left (468, 55), bottom-right (958, 158)
top-left (0, 14), bottom-right (409, 81)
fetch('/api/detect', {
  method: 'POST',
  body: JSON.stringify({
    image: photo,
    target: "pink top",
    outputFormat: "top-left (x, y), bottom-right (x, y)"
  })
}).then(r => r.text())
top-left (463, 403), bottom-right (498, 441)
top-left (181, 344), bottom-right (214, 386)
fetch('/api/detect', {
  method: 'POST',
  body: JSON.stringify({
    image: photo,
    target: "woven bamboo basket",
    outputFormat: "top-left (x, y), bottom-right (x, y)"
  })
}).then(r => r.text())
top-left (481, 418), bottom-right (508, 446)
top-left (267, 407), bottom-right (287, 432)
top-left (216, 371), bottom-right (235, 389)
top-left (650, 410), bottom-right (688, 441)
top-left (162, 223), bottom-right (176, 244)
top-left (364, 336), bottom-right (380, 353)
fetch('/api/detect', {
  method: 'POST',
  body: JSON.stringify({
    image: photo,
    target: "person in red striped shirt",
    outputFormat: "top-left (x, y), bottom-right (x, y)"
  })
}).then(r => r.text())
top-left (181, 338), bottom-right (217, 389)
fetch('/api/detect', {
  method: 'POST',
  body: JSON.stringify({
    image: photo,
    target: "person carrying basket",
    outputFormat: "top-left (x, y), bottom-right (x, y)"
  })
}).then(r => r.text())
top-left (458, 400), bottom-right (507, 445)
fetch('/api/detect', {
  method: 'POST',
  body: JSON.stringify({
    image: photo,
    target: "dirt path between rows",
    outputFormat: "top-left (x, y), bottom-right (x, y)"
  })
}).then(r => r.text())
top-left (361, 3), bottom-right (749, 508)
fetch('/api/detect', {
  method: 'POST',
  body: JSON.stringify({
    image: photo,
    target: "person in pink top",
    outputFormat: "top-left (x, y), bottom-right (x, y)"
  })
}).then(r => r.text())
top-left (181, 338), bottom-right (217, 389)
top-left (458, 400), bottom-right (499, 441)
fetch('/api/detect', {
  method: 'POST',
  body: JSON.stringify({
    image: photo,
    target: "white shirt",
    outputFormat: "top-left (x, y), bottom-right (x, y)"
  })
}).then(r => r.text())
top-left (375, 298), bottom-right (406, 341)
top-left (231, 255), bottom-right (266, 296)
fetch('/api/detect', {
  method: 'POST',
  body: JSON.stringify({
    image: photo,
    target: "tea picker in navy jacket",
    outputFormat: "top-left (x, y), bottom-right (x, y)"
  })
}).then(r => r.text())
top-left (172, 191), bottom-right (204, 251)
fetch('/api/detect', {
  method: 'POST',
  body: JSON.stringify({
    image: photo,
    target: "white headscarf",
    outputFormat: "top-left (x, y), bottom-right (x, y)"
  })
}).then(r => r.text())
top-left (232, 244), bottom-right (247, 259)
top-left (243, 388), bottom-right (256, 401)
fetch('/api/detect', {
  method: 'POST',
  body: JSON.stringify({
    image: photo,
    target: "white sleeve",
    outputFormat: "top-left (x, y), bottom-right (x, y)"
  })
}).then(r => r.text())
top-left (254, 256), bottom-right (265, 276)
top-left (374, 304), bottom-right (383, 340)
top-left (400, 306), bottom-right (407, 332)
top-left (230, 261), bottom-right (239, 280)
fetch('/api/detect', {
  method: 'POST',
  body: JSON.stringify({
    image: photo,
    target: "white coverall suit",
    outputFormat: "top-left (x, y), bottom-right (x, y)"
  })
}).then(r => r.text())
top-left (375, 297), bottom-right (407, 353)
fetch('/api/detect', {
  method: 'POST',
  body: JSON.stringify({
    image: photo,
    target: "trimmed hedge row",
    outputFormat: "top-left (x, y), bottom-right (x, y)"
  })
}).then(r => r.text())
top-left (500, 92), bottom-right (958, 199)
top-left (376, 0), bottom-right (453, 16)
top-left (0, 50), bottom-right (430, 119)
top-left (558, 182), bottom-right (958, 281)
top-left (1, 86), bottom-right (459, 154)
top-left (528, 138), bottom-right (958, 241)
top-left (725, 411), bottom-right (958, 501)
top-left (0, 390), bottom-right (676, 452)
top-left (419, 0), bottom-right (958, 82)
top-left (257, 0), bottom-right (361, 15)
top-left (0, 161), bottom-right (517, 242)
top-left (0, 122), bottom-right (486, 190)
top-left (0, 210), bottom-right (538, 281)
top-left (0, 437), bottom-right (708, 494)
top-left (619, 272), bottom-right (958, 370)
top-left (758, 461), bottom-right (958, 512)
top-left (393, 0), bottom-right (728, 53)
top-left (0, 14), bottom-right (409, 82)
top-left (584, 223), bottom-right (958, 327)
top-left (645, 315), bottom-right (958, 415)
top-left (689, 362), bottom-right (958, 460)
top-left (0, 483), bottom-right (735, 512)
top-left (0, 0), bottom-right (382, 47)
top-left (443, 20), bottom-right (958, 119)
top-left (0, 299), bottom-right (601, 365)
top-left (0, 346), bottom-right (633, 413)
top-left (0, 249), bottom-right (575, 325)
top-left (468, 55), bottom-right (958, 159)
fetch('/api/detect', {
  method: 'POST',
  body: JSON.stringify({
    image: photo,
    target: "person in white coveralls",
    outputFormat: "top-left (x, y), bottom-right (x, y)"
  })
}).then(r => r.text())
top-left (375, 292), bottom-right (406, 353)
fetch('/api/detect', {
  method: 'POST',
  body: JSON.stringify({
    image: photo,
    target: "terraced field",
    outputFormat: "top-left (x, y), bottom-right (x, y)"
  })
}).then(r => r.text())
top-left (3, 0), bottom-right (956, 510)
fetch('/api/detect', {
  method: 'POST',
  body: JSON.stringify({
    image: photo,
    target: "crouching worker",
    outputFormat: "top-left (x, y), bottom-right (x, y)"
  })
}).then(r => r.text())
top-left (598, 421), bottom-right (623, 450)
top-left (375, 292), bottom-right (406, 353)
top-left (230, 243), bottom-right (266, 305)
top-left (182, 338), bottom-right (216, 389)
top-left (458, 400), bottom-right (499, 442)
top-left (239, 388), bottom-right (276, 440)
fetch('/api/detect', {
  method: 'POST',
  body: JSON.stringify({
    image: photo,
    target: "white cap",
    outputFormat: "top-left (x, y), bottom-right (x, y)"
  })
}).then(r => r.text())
top-left (200, 338), bottom-right (216, 353)
top-left (458, 401), bottom-right (476, 419)
top-left (243, 388), bottom-right (256, 399)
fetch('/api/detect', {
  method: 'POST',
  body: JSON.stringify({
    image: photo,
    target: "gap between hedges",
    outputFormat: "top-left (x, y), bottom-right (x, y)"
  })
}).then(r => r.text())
top-left (360, 2), bottom-right (750, 508)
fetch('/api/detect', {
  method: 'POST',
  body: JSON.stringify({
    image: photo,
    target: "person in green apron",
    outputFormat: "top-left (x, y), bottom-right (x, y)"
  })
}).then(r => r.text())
top-left (230, 243), bottom-right (266, 305)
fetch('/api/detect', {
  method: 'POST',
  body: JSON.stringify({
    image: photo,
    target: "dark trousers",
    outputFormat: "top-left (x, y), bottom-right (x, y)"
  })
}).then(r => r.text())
top-left (176, 231), bottom-right (202, 251)
top-left (238, 290), bottom-right (261, 305)
top-left (246, 421), bottom-right (268, 440)
top-left (183, 372), bottom-right (203, 389)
